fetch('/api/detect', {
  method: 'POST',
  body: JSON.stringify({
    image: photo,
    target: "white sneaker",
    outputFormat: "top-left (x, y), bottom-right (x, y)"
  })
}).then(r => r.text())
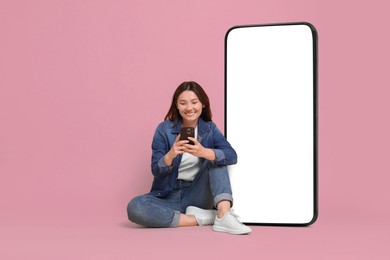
top-left (186, 206), bottom-right (217, 226)
top-left (213, 212), bottom-right (252, 235)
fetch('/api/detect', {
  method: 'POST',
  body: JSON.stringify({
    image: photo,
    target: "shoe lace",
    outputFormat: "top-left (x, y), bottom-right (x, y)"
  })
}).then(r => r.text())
top-left (229, 210), bottom-right (244, 224)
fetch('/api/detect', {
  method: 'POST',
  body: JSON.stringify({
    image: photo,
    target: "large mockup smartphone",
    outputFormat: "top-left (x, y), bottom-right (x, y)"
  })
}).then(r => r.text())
top-left (225, 23), bottom-right (318, 225)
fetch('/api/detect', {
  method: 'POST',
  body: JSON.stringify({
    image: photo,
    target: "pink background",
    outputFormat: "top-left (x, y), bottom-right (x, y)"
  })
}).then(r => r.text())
top-left (1, 0), bottom-right (389, 259)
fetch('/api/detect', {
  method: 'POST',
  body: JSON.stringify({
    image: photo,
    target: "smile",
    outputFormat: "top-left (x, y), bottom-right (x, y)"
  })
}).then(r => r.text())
top-left (185, 111), bottom-right (196, 116)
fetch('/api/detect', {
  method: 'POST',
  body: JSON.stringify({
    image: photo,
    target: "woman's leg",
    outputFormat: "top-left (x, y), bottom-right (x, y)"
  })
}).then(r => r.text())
top-left (129, 163), bottom-right (233, 228)
top-left (207, 165), bottom-right (234, 217)
top-left (180, 163), bottom-right (251, 234)
top-left (127, 194), bottom-right (183, 228)
top-left (207, 165), bottom-right (252, 234)
top-left (215, 200), bottom-right (231, 218)
top-left (127, 189), bottom-right (200, 228)
top-left (178, 214), bottom-right (198, 226)
top-left (181, 162), bottom-right (233, 213)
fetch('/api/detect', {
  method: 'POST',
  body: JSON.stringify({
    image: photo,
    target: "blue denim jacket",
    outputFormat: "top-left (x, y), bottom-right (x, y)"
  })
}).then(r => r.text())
top-left (149, 118), bottom-right (237, 196)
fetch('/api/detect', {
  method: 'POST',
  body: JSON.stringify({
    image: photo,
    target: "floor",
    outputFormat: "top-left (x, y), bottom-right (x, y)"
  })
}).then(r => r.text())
top-left (1, 214), bottom-right (389, 259)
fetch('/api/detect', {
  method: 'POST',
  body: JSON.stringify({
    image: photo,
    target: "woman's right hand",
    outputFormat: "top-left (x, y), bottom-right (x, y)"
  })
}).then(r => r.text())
top-left (164, 134), bottom-right (188, 166)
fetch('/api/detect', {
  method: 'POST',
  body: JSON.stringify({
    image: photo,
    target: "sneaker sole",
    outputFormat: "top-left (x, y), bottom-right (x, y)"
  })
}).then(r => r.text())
top-left (213, 225), bottom-right (251, 235)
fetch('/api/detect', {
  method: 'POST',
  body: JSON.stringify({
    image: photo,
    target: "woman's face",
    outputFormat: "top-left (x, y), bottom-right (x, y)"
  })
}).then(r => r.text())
top-left (177, 90), bottom-right (203, 127)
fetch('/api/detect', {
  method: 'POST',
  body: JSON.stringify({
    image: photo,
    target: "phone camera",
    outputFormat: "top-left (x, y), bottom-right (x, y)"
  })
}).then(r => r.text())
top-left (186, 129), bottom-right (192, 134)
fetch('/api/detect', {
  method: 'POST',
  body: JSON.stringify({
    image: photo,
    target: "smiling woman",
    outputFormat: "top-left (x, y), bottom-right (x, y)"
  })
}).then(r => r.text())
top-left (176, 91), bottom-right (203, 127)
top-left (164, 81), bottom-right (212, 127)
top-left (126, 81), bottom-right (252, 235)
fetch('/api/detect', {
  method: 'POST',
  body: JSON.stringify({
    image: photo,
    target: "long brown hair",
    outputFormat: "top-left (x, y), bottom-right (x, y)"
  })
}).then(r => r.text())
top-left (164, 81), bottom-right (212, 124)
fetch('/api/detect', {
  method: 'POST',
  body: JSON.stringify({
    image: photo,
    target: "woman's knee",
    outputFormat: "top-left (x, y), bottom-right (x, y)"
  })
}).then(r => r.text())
top-left (126, 195), bottom-right (176, 228)
top-left (207, 164), bottom-right (228, 174)
top-left (127, 195), bottom-right (147, 222)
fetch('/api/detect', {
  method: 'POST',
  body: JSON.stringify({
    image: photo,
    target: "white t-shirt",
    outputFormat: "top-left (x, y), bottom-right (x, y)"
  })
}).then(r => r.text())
top-left (177, 126), bottom-right (200, 181)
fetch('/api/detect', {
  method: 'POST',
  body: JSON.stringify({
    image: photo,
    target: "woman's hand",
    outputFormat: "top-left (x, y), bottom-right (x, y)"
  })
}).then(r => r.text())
top-left (184, 137), bottom-right (216, 161)
top-left (164, 134), bottom-right (188, 166)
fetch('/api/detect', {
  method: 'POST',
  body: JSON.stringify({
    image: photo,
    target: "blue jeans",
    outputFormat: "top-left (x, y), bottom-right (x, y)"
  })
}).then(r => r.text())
top-left (127, 162), bottom-right (233, 228)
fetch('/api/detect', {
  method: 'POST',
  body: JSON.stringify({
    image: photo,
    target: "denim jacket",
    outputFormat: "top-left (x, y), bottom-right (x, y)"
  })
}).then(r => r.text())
top-left (149, 118), bottom-right (237, 196)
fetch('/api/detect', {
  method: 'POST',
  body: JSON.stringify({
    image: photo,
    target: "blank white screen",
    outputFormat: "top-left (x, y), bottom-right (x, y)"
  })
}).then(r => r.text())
top-left (226, 24), bottom-right (315, 224)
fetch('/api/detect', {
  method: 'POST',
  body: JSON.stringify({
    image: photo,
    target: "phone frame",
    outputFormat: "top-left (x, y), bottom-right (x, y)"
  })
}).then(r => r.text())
top-left (180, 127), bottom-right (195, 145)
top-left (224, 22), bottom-right (318, 226)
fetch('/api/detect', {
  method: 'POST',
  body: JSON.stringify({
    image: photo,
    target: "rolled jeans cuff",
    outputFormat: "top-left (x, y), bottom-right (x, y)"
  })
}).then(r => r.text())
top-left (169, 210), bottom-right (181, 228)
top-left (214, 193), bottom-right (233, 208)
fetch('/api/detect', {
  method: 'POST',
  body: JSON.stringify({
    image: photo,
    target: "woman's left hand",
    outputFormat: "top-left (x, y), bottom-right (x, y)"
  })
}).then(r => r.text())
top-left (184, 137), bottom-right (216, 161)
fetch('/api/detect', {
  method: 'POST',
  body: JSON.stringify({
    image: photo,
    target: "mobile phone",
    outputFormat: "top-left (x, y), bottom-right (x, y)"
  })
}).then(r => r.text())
top-left (179, 127), bottom-right (195, 145)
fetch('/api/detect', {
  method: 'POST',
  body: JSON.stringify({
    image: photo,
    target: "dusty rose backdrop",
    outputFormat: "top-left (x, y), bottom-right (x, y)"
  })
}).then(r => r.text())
top-left (1, 0), bottom-right (389, 259)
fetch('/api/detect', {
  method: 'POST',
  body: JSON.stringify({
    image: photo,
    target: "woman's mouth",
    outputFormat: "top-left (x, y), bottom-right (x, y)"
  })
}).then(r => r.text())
top-left (185, 111), bottom-right (196, 117)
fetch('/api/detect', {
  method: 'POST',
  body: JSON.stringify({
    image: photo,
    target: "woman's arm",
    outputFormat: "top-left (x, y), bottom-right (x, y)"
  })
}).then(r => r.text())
top-left (151, 125), bottom-right (175, 179)
top-left (183, 123), bottom-right (237, 166)
top-left (151, 124), bottom-right (189, 178)
top-left (209, 124), bottom-right (237, 166)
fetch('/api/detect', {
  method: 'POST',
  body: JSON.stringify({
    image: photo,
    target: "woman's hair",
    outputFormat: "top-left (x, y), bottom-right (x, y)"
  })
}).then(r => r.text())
top-left (164, 81), bottom-right (212, 124)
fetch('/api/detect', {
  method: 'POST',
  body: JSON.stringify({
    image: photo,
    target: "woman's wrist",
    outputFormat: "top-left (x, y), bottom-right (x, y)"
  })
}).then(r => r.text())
top-left (204, 148), bottom-right (216, 161)
top-left (164, 152), bottom-right (173, 166)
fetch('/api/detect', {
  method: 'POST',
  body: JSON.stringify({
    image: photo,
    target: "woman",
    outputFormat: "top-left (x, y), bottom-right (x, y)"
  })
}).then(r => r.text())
top-left (127, 81), bottom-right (251, 235)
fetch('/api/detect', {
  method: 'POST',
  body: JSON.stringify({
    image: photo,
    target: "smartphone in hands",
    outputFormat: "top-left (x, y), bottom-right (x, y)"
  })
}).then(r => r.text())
top-left (179, 127), bottom-right (195, 145)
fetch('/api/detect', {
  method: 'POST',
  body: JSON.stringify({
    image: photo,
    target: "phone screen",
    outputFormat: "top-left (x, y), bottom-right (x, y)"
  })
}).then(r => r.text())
top-left (225, 23), bottom-right (318, 225)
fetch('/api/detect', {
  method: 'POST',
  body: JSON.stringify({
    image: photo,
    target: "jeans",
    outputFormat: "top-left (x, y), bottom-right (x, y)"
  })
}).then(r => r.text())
top-left (127, 161), bottom-right (233, 228)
